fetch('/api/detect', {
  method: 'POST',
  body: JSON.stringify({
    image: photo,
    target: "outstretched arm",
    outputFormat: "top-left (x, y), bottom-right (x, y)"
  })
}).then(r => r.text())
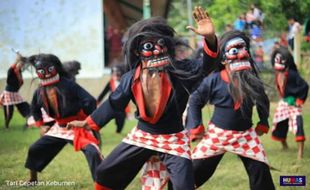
top-left (67, 72), bottom-right (133, 131)
top-left (186, 79), bottom-right (211, 141)
top-left (186, 78), bottom-right (210, 129)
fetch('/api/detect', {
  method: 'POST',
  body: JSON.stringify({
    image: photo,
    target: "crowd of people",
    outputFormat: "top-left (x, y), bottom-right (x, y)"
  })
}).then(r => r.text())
top-left (0, 4), bottom-right (309, 190)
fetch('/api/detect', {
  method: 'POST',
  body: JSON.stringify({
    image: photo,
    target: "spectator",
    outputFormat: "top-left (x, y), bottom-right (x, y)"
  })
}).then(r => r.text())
top-left (250, 21), bottom-right (263, 43)
top-left (234, 14), bottom-right (246, 31)
top-left (246, 9), bottom-right (255, 29)
top-left (287, 17), bottom-right (301, 50)
top-left (251, 4), bottom-right (264, 24)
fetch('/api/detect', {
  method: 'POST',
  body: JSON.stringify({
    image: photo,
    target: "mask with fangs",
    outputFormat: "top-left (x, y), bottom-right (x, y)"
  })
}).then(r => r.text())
top-left (223, 37), bottom-right (251, 73)
top-left (139, 38), bottom-right (171, 70)
top-left (30, 54), bottom-right (64, 86)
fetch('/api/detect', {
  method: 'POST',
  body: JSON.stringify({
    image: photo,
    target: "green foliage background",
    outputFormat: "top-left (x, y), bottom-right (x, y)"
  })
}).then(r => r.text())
top-left (168, 0), bottom-right (310, 37)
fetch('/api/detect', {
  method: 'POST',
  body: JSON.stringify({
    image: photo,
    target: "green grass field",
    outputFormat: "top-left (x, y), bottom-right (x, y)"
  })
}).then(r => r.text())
top-left (0, 102), bottom-right (309, 190)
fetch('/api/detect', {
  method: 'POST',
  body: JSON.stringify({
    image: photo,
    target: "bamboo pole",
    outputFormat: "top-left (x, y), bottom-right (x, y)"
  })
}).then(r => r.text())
top-left (294, 28), bottom-right (302, 68)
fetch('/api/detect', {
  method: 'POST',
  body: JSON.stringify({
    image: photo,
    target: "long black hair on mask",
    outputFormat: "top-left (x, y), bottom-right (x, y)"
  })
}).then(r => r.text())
top-left (124, 17), bottom-right (211, 118)
top-left (124, 17), bottom-right (205, 90)
top-left (27, 53), bottom-right (70, 78)
top-left (270, 47), bottom-right (297, 71)
top-left (219, 31), bottom-right (269, 118)
top-left (124, 17), bottom-right (176, 70)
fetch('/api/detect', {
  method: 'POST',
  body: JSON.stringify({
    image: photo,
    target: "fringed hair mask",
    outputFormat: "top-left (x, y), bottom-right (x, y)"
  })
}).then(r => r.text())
top-left (223, 37), bottom-right (251, 72)
top-left (124, 17), bottom-right (176, 71)
top-left (35, 60), bottom-right (59, 86)
top-left (218, 31), bottom-right (268, 117)
top-left (29, 54), bottom-right (66, 86)
top-left (271, 47), bottom-right (297, 72)
top-left (139, 37), bottom-right (170, 69)
top-left (274, 53), bottom-right (286, 71)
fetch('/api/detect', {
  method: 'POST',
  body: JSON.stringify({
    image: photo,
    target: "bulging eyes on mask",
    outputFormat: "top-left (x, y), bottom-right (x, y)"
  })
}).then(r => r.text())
top-left (223, 37), bottom-right (251, 72)
top-left (139, 38), bottom-right (171, 69)
top-left (274, 53), bottom-right (286, 71)
top-left (35, 61), bottom-right (60, 86)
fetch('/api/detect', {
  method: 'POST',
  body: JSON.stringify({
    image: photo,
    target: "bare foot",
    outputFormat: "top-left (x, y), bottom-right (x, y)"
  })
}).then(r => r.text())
top-left (297, 141), bottom-right (304, 160)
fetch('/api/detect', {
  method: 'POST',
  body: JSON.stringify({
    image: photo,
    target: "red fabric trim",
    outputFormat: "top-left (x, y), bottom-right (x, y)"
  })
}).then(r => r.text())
top-left (73, 128), bottom-right (99, 151)
top-left (295, 136), bottom-right (305, 142)
top-left (295, 98), bottom-right (304, 106)
top-left (271, 135), bottom-right (286, 142)
top-left (109, 79), bottom-right (116, 92)
top-left (190, 125), bottom-right (205, 141)
top-left (86, 116), bottom-right (101, 132)
top-left (255, 124), bottom-right (269, 134)
top-left (233, 102), bottom-right (241, 110)
top-left (55, 110), bottom-right (87, 125)
top-left (131, 66), bottom-right (172, 124)
top-left (203, 38), bottom-right (218, 58)
top-left (220, 70), bottom-right (230, 83)
top-left (125, 105), bottom-right (131, 114)
top-left (94, 182), bottom-right (112, 190)
top-left (190, 125), bottom-right (205, 135)
top-left (35, 120), bottom-right (44, 127)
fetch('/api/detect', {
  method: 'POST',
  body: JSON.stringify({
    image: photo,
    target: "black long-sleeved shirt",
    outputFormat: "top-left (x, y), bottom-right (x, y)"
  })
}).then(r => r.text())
top-left (5, 64), bottom-right (23, 92)
top-left (31, 78), bottom-right (96, 126)
top-left (87, 38), bottom-right (218, 134)
top-left (186, 70), bottom-right (270, 131)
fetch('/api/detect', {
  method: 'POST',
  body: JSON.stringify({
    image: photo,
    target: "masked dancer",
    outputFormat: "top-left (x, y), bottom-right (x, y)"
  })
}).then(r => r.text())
top-left (271, 47), bottom-right (308, 159)
top-left (68, 6), bottom-right (218, 190)
top-left (25, 54), bottom-right (102, 183)
top-left (187, 30), bottom-right (275, 190)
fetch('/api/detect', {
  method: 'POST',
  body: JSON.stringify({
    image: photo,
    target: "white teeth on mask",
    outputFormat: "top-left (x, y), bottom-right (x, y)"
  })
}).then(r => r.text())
top-left (229, 61), bottom-right (251, 71)
top-left (40, 74), bottom-right (60, 86)
top-left (147, 56), bottom-right (170, 68)
top-left (274, 63), bottom-right (285, 69)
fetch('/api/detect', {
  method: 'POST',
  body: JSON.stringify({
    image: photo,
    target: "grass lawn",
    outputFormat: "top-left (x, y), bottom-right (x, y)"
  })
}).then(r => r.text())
top-left (0, 102), bottom-right (309, 190)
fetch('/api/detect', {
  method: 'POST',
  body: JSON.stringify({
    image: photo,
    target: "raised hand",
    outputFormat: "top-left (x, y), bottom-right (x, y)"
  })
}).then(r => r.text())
top-left (186, 6), bottom-right (216, 44)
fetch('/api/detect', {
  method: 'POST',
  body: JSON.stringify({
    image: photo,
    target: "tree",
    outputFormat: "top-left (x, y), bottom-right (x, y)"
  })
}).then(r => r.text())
top-left (168, 0), bottom-right (310, 38)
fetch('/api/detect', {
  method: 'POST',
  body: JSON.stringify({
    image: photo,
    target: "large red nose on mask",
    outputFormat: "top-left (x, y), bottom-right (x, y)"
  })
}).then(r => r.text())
top-left (237, 49), bottom-right (249, 60)
top-left (153, 45), bottom-right (163, 55)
